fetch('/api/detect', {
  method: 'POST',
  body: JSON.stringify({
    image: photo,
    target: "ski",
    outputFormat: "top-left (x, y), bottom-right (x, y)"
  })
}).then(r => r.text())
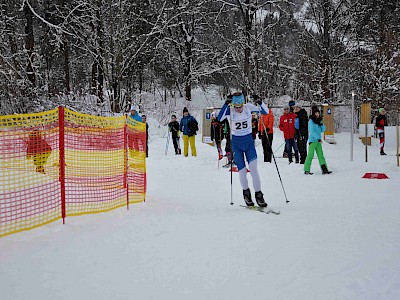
top-left (239, 205), bottom-right (280, 215)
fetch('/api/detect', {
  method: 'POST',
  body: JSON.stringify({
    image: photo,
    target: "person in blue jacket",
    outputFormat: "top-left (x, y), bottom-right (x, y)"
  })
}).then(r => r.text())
top-left (304, 106), bottom-right (332, 175)
top-left (179, 107), bottom-right (198, 157)
top-left (128, 105), bottom-right (142, 122)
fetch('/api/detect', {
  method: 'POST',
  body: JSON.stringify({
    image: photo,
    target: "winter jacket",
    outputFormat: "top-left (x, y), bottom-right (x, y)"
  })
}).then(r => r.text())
top-left (180, 114), bottom-right (198, 136)
top-left (308, 117), bottom-right (326, 143)
top-left (295, 108), bottom-right (309, 138)
top-left (211, 119), bottom-right (223, 142)
top-left (168, 121), bottom-right (180, 138)
top-left (129, 112), bottom-right (143, 122)
top-left (375, 115), bottom-right (387, 129)
top-left (26, 134), bottom-right (52, 167)
top-left (258, 109), bottom-right (274, 134)
top-left (279, 112), bottom-right (297, 139)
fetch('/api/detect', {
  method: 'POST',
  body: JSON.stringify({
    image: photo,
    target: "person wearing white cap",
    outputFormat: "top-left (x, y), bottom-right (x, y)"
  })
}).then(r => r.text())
top-left (129, 105), bottom-right (142, 122)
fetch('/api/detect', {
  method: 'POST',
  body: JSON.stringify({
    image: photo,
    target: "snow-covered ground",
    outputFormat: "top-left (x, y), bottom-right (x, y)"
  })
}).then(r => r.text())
top-left (1, 116), bottom-right (399, 299)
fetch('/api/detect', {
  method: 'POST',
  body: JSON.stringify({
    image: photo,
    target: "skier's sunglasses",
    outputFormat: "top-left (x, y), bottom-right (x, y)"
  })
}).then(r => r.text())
top-left (233, 104), bottom-right (244, 109)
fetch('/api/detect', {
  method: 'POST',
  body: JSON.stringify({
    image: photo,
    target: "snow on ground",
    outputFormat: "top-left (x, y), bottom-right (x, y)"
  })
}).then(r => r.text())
top-left (1, 89), bottom-right (400, 300)
top-left (1, 125), bottom-right (399, 300)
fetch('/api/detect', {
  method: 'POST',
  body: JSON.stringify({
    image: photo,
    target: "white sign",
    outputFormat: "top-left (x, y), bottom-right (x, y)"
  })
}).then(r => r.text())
top-left (358, 124), bottom-right (375, 137)
top-left (203, 136), bottom-right (212, 143)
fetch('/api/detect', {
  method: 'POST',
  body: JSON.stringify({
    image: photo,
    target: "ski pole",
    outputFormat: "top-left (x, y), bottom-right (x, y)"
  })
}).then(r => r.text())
top-left (273, 141), bottom-right (285, 154)
top-left (229, 105), bottom-right (234, 205)
top-left (258, 106), bottom-right (290, 203)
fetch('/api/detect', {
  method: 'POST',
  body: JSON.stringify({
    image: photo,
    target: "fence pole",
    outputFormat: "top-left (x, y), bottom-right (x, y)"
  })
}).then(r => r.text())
top-left (124, 118), bottom-right (129, 210)
top-left (350, 92), bottom-right (354, 161)
top-left (58, 106), bottom-right (66, 224)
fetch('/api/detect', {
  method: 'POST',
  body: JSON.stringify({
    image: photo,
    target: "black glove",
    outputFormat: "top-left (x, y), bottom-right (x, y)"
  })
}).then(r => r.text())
top-left (258, 132), bottom-right (262, 139)
top-left (225, 99), bottom-right (232, 105)
top-left (256, 100), bottom-right (262, 105)
top-left (266, 128), bottom-right (270, 133)
top-left (309, 142), bottom-right (312, 145)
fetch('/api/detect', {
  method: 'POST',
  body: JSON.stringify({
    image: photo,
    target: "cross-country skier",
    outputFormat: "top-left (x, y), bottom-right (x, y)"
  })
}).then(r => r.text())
top-left (217, 92), bottom-right (269, 207)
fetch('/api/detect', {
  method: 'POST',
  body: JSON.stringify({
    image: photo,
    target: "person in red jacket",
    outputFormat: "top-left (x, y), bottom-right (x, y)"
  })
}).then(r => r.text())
top-left (375, 108), bottom-right (388, 155)
top-left (279, 105), bottom-right (299, 164)
top-left (258, 106), bottom-right (274, 162)
top-left (26, 130), bottom-right (52, 174)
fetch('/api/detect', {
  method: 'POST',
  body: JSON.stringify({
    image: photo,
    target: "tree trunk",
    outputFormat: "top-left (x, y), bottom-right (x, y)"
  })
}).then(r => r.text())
top-left (63, 40), bottom-right (70, 93)
top-left (184, 40), bottom-right (192, 101)
top-left (24, 3), bottom-right (35, 85)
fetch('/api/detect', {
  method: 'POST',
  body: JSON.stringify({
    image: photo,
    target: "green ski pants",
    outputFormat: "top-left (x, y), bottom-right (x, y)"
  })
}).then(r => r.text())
top-left (304, 142), bottom-right (327, 172)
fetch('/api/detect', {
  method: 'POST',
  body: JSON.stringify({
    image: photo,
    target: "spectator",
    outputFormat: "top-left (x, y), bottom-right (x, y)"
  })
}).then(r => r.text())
top-left (304, 106), bottom-right (332, 175)
top-left (375, 108), bottom-right (388, 155)
top-left (294, 104), bottom-right (309, 164)
top-left (26, 130), bottom-right (52, 174)
top-left (142, 115), bottom-right (149, 157)
top-left (128, 105), bottom-right (142, 122)
top-left (168, 115), bottom-right (181, 155)
top-left (279, 105), bottom-right (299, 164)
top-left (258, 106), bottom-right (274, 163)
top-left (251, 113), bottom-right (258, 140)
top-left (179, 107), bottom-right (198, 157)
top-left (211, 111), bottom-right (224, 160)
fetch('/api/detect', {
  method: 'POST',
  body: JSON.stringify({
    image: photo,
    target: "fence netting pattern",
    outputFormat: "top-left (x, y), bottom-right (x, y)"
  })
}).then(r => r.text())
top-left (0, 107), bottom-right (146, 237)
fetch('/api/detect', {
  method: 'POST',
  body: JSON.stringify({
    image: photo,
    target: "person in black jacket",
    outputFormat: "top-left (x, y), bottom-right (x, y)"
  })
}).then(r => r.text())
top-left (168, 115), bottom-right (181, 155)
top-left (142, 115), bottom-right (149, 157)
top-left (211, 112), bottom-right (224, 160)
top-left (294, 104), bottom-right (309, 164)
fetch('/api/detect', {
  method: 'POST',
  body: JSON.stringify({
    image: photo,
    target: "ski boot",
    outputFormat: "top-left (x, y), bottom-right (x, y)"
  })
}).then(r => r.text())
top-left (321, 164), bottom-right (332, 174)
top-left (304, 171), bottom-right (313, 175)
top-left (255, 191), bottom-right (267, 208)
top-left (243, 188), bottom-right (254, 206)
top-left (380, 151), bottom-right (387, 155)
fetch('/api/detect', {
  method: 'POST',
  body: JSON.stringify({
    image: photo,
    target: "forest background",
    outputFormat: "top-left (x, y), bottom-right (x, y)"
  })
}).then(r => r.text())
top-left (0, 0), bottom-right (399, 123)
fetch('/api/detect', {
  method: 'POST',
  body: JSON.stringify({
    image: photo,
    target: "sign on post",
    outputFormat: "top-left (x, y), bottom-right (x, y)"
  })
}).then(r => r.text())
top-left (323, 104), bottom-right (336, 144)
top-left (202, 108), bottom-right (214, 146)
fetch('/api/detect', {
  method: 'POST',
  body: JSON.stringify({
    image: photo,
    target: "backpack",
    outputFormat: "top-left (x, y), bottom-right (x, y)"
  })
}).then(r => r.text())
top-left (187, 120), bottom-right (199, 132)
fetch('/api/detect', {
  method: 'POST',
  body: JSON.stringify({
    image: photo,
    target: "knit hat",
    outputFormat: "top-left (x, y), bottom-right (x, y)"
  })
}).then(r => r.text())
top-left (378, 108), bottom-right (385, 113)
top-left (283, 105), bottom-right (290, 110)
top-left (288, 100), bottom-right (296, 107)
top-left (294, 103), bottom-right (302, 109)
top-left (232, 93), bottom-right (245, 106)
top-left (311, 106), bottom-right (320, 115)
top-left (183, 107), bottom-right (189, 114)
top-left (130, 105), bottom-right (138, 111)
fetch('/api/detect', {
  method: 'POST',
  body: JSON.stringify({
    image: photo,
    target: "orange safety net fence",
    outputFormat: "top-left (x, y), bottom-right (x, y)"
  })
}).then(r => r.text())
top-left (0, 107), bottom-right (146, 237)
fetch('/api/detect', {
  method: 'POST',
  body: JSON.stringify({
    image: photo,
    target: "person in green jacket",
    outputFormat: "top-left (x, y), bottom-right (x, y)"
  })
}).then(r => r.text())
top-left (304, 106), bottom-right (332, 175)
